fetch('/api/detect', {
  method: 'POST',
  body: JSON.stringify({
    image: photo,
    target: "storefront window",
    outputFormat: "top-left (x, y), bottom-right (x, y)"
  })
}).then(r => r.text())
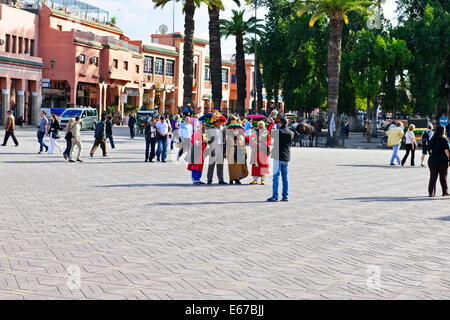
top-left (155, 58), bottom-right (164, 75)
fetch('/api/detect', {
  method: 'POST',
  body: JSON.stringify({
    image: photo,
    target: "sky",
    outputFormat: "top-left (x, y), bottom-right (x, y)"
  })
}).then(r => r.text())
top-left (81, 0), bottom-right (398, 57)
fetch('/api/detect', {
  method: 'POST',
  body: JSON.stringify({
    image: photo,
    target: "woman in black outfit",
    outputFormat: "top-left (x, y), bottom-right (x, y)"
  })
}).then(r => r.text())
top-left (428, 125), bottom-right (450, 197)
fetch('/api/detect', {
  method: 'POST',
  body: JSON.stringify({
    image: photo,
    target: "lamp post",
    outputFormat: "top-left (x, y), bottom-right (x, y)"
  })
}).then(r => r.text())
top-left (254, 0), bottom-right (258, 115)
top-left (445, 82), bottom-right (450, 119)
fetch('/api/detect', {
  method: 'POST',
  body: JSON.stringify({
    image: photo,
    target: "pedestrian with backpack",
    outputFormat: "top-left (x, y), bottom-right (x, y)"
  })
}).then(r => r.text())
top-left (421, 124), bottom-right (434, 167)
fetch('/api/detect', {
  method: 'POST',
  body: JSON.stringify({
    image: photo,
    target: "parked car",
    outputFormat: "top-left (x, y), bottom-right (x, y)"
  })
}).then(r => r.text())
top-left (137, 110), bottom-right (159, 134)
top-left (59, 108), bottom-right (98, 130)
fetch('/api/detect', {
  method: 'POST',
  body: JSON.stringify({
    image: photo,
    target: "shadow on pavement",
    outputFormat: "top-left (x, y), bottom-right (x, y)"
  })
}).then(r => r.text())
top-left (98, 183), bottom-right (235, 188)
top-left (433, 216), bottom-right (450, 221)
top-left (336, 196), bottom-right (446, 202)
top-left (147, 200), bottom-right (265, 206)
top-left (336, 164), bottom-right (418, 169)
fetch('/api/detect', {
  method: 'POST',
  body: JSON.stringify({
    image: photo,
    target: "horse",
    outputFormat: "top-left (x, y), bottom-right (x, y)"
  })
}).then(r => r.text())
top-left (296, 122), bottom-right (316, 147)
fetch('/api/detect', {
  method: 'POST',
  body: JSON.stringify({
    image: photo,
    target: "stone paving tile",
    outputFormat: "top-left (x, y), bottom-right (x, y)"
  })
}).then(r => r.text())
top-left (0, 127), bottom-right (448, 299)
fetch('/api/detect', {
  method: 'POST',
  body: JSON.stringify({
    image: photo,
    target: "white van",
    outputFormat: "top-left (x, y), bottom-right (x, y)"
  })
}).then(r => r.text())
top-left (59, 108), bottom-right (98, 130)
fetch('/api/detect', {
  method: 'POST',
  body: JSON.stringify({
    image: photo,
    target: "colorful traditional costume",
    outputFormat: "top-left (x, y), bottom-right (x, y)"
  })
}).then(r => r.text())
top-left (187, 124), bottom-right (207, 184)
top-left (250, 127), bottom-right (271, 184)
top-left (226, 123), bottom-right (249, 184)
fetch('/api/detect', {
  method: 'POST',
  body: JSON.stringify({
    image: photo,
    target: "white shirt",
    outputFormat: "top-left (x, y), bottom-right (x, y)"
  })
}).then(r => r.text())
top-left (405, 131), bottom-right (415, 144)
top-left (156, 121), bottom-right (169, 136)
top-left (179, 122), bottom-right (193, 140)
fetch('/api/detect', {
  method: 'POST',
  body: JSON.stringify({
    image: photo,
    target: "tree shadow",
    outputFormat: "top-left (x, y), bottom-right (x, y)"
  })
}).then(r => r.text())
top-left (335, 196), bottom-right (446, 202)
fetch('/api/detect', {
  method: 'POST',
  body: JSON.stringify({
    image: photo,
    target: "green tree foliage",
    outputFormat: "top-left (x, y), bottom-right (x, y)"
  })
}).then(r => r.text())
top-left (395, 2), bottom-right (449, 116)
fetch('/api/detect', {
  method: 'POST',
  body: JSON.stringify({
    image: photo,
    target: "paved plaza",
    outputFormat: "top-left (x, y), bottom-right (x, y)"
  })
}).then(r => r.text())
top-left (0, 127), bottom-right (449, 300)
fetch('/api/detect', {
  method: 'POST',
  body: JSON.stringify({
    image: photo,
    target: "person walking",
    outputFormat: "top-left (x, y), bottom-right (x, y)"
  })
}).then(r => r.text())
top-left (387, 122), bottom-right (404, 166)
top-left (48, 113), bottom-right (63, 154)
top-left (37, 111), bottom-right (49, 154)
top-left (401, 124), bottom-right (418, 166)
top-left (90, 116), bottom-right (108, 157)
top-left (1, 110), bottom-right (19, 147)
top-left (63, 118), bottom-right (75, 160)
top-left (420, 124), bottom-right (434, 167)
top-left (171, 114), bottom-right (180, 150)
top-left (427, 125), bottom-right (449, 197)
top-left (267, 117), bottom-right (294, 202)
top-left (144, 117), bottom-right (157, 162)
top-left (178, 116), bottom-right (193, 160)
top-left (128, 110), bottom-right (136, 139)
top-left (206, 112), bottom-right (227, 185)
top-left (69, 116), bottom-right (83, 162)
top-left (106, 115), bottom-right (115, 149)
top-left (250, 121), bottom-right (271, 185)
top-left (155, 115), bottom-right (169, 162)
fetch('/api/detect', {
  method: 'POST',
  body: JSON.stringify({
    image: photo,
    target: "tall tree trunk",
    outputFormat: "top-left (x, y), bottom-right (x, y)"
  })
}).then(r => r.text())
top-left (326, 14), bottom-right (343, 147)
top-left (183, 1), bottom-right (195, 109)
top-left (256, 56), bottom-right (263, 114)
top-left (236, 34), bottom-right (246, 117)
top-left (208, 6), bottom-right (222, 113)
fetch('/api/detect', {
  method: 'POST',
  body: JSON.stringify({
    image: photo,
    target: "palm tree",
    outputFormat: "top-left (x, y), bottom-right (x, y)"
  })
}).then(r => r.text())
top-left (152, 0), bottom-right (209, 109)
top-left (297, 0), bottom-right (376, 146)
top-left (220, 10), bottom-right (263, 116)
top-left (208, 0), bottom-right (241, 113)
top-left (244, 37), bottom-right (264, 114)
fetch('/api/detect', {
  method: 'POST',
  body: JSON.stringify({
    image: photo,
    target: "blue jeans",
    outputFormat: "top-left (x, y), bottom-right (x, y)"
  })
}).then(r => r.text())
top-left (272, 160), bottom-right (289, 200)
top-left (107, 134), bottom-right (115, 149)
top-left (156, 136), bottom-right (168, 161)
top-left (390, 145), bottom-right (400, 164)
top-left (38, 131), bottom-right (48, 152)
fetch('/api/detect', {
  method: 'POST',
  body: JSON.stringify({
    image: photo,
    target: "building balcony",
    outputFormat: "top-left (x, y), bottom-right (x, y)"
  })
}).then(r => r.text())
top-left (0, 51), bottom-right (43, 68)
top-left (73, 30), bottom-right (140, 54)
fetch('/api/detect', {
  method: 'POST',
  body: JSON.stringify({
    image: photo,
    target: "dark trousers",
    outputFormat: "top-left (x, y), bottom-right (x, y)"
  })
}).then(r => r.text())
top-left (428, 162), bottom-right (448, 196)
top-left (90, 138), bottom-right (107, 156)
top-left (38, 131), bottom-right (48, 152)
top-left (129, 126), bottom-right (135, 138)
top-left (402, 144), bottom-right (415, 166)
top-left (107, 134), bottom-right (115, 149)
top-left (145, 137), bottom-right (156, 161)
top-left (207, 162), bottom-right (224, 183)
top-left (2, 129), bottom-right (18, 146)
top-left (63, 137), bottom-right (72, 156)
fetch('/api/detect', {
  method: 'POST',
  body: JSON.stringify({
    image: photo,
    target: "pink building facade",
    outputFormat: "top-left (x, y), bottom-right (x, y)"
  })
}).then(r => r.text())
top-left (1, 0), bottom-right (270, 124)
top-left (0, 1), bottom-right (43, 125)
top-left (39, 3), bottom-right (142, 118)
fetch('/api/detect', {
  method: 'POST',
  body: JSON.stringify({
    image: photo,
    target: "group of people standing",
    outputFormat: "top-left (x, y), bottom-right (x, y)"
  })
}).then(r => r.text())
top-left (142, 110), bottom-right (294, 202)
top-left (387, 121), bottom-right (449, 197)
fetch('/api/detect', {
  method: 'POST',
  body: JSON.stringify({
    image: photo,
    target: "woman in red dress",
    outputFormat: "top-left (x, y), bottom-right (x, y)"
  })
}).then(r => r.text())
top-left (250, 121), bottom-right (271, 185)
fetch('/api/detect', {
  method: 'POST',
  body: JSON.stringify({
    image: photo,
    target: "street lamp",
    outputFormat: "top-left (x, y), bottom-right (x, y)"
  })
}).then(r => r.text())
top-left (107, 70), bottom-right (112, 78)
top-left (50, 58), bottom-right (55, 69)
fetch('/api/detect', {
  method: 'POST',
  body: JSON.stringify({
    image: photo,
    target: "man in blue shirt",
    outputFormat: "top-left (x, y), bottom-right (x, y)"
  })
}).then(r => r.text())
top-left (178, 116), bottom-right (193, 160)
top-left (37, 111), bottom-right (49, 154)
